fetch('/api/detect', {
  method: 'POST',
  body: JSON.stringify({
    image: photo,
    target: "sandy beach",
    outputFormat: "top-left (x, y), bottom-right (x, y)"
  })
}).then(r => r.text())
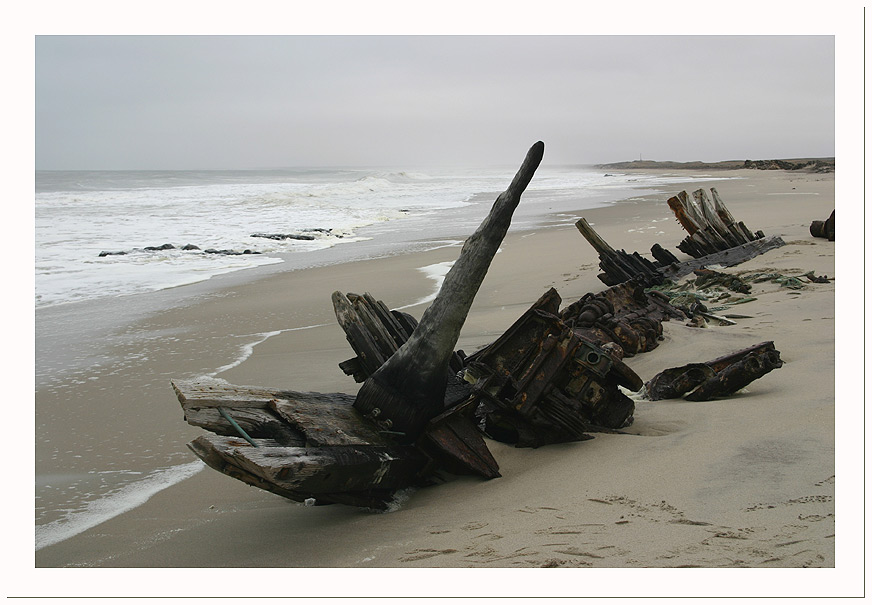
top-left (28, 166), bottom-right (856, 596)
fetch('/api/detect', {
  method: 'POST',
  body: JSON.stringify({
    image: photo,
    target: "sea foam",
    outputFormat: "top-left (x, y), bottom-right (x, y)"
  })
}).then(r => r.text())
top-left (35, 461), bottom-right (204, 551)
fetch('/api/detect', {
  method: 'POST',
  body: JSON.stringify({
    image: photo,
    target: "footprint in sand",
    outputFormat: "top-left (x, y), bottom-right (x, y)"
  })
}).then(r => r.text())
top-left (551, 547), bottom-right (605, 559)
top-left (399, 548), bottom-right (458, 562)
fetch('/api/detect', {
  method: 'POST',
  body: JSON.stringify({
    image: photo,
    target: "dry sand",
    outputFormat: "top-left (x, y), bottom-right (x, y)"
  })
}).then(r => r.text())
top-left (28, 167), bottom-right (859, 597)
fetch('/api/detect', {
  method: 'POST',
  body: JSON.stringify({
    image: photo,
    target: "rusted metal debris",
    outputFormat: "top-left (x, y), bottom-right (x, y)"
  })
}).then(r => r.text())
top-left (173, 149), bottom-right (789, 509)
top-left (645, 342), bottom-right (783, 401)
top-left (809, 210), bottom-right (835, 241)
top-left (463, 288), bottom-right (642, 448)
top-left (332, 285), bottom-right (654, 449)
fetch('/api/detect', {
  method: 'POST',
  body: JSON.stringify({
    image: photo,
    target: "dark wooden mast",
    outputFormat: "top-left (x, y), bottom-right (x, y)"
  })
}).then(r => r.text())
top-left (352, 141), bottom-right (545, 442)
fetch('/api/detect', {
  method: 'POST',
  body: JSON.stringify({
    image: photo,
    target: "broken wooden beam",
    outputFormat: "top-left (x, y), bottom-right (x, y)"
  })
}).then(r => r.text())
top-left (657, 235), bottom-right (786, 282)
top-left (189, 435), bottom-right (428, 509)
top-left (650, 243), bottom-right (680, 267)
top-left (353, 141), bottom-right (545, 444)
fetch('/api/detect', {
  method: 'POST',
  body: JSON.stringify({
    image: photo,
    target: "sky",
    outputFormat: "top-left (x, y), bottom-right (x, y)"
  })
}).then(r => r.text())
top-left (35, 34), bottom-right (837, 170)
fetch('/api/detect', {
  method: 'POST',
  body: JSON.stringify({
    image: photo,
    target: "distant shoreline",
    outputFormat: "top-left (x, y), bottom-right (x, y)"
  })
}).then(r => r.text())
top-left (596, 157), bottom-right (835, 172)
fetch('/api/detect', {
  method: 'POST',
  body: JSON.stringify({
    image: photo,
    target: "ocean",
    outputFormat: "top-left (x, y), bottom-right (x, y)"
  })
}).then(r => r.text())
top-left (35, 165), bottom-right (728, 552)
top-left (35, 166), bottom-right (720, 308)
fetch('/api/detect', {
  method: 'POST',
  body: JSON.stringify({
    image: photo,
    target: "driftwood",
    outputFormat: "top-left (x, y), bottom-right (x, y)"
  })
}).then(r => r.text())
top-left (809, 210), bottom-right (835, 241)
top-left (644, 342), bottom-right (783, 401)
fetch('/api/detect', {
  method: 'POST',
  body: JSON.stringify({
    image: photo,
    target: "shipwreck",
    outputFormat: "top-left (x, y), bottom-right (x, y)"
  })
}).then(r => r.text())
top-left (173, 142), bottom-right (788, 510)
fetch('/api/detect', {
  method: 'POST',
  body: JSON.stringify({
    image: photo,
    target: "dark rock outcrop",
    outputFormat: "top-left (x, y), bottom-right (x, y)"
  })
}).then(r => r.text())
top-left (99, 244), bottom-right (260, 257)
top-left (251, 229), bottom-right (343, 241)
top-left (251, 233), bottom-right (316, 241)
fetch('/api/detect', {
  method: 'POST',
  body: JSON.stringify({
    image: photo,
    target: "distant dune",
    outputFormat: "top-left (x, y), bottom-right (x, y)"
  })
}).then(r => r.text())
top-left (596, 158), bottom-right (835, 172)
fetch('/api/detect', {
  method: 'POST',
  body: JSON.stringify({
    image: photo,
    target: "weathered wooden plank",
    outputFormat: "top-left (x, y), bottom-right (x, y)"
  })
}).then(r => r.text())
top-left (575, 217), bottom-right (617, 257)
top-left (658, 235), bottom-right (786, 281)
top-left (190, 435), bottom-right (428, 499)
top-left (710, 187), bottom-right (738, 228)
top-left (188, 436), bottom-right (307, 501)
top-left (332, 291), bottom-right (388, 376)
top-left (673, 191), bottom-right (704, 234)
top-left (361, 292), bottom-right (411, 345)
top-left (334, 294), bottom-right (467, 384)
top-left (338, 356), bottom-right (366, 382)
top-left (349, 293), bottom-right (402, 357)
top-left (270, 396), bottom-right (390, 447)
top-left (183, 406), bottom-right (305, 446)
top-left (670, 189), bottom-right (770, 258)
top-left (711, 187), bottom-right (751, 244)
top-left (174, 378), bottom-right (361, 414)
top-left (575, 218), bottom-right (665, 286)
top-left (174, 378), bottom-right (388, 447)
top-left (172, 378), bottom-right (282, 409)
top-left (737, 221), bottom-right (756, 242)
top-left (693, 188), bottom-right (741, 248)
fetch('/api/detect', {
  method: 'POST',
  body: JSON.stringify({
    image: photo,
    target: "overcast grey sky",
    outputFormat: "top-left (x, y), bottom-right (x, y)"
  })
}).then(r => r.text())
top-left (35, 35), bottom-right (835, 170)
